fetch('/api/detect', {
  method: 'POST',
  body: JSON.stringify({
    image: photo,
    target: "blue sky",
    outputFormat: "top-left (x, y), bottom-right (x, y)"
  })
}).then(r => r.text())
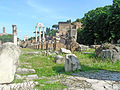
top-left (0, 0), bottom-right (113, 39)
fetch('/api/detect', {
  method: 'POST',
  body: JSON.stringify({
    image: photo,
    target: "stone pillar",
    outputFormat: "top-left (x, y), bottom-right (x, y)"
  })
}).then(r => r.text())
top-left (35, 26), bottom-right (37, 42)
top-left (42, 27), bottom-right (45, 42)
top-left (12, 25), bottom-right (17, 45)
top-left (39, 27), bottom-right (41, 42)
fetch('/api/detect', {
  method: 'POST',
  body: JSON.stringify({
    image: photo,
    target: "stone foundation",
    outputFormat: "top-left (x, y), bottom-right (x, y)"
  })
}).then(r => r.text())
top-left (54, 42), bottom-right (66, 51)
top-left (26, 41), bottom-right (66, 51)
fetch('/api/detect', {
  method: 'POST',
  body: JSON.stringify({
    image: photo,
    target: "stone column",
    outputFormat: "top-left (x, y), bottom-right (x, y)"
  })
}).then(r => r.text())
top-left (43, 27), bottom-right (45, 42)
top-left (35, 26), bottom-right (37, 42)
top-left (39, 27), bottom-right (41, 42)
top-left (12, 25), bottom-right (17, 45)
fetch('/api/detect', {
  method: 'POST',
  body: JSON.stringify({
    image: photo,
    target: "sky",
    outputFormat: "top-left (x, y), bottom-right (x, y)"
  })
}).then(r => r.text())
top-left (0, 0), bottom-right (113, 40)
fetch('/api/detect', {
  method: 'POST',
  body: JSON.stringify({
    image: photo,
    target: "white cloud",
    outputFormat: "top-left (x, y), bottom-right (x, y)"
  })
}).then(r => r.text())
top-left (52, 16), bottom-right (70, 20)
top-left (27, 0), bottom-right (53, 13)
top-left (27, 0), bottom-right (70, 21)
top-left (32, 16), bottom-right (41, 20)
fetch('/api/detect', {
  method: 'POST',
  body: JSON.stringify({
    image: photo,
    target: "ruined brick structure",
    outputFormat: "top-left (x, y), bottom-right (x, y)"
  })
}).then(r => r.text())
top-left (58, 20), bottom-right (82, 36)
top-left (24, 21), bottom-right (82, 52)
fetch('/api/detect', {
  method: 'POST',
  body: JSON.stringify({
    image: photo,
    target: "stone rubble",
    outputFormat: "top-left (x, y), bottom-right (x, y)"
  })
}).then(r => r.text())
top-left (101, 49), bottom-right (120, 61)
top-left (16, 74), bottom-right (24, 80)
top-left (0, 42), bottom-right (21, 84)
top-left (77, 44), bottom-right (89, 52)
top-left (0, 81), bottom-right (38, 90)
top-left (26, 75), bottom-right (38, 80)
top-left (16, 68), bottom-right (35, 74)
top-left (27, 51), bottom-right (41, 55)
top-left (95, 43), bottom-right (120, 61)
top-left (60, 48), bottom-right (72, 54)
top-left (16, 74), bottom-right (38, 81)
top-left (65, 54), bottom-right (81, 72)
top-left (55, 55), bottom-right (65, 64)
top-left (0, 58), bottom-right (39, 90)
top-left (0, 43), bottom-right (120, 90)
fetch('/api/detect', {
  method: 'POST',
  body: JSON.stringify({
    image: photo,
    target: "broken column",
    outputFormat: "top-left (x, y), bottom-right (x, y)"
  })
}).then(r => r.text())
top-left (42, 27), bottom-right (45, 42)
top-left (39, 27), bottom-right (41, 42)
top-left (12, 25), bottom-right (17, 45)
top-left (35, 26), bottom-right (37, 42)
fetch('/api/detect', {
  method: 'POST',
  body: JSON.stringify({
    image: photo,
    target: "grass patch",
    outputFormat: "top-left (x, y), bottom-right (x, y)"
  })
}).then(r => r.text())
top-left (35, 79), bottom-right (66, 90)
top-left (19, 48), bottom-right (67, 89)
top-left (74, 51), bottom-right (120, 72)
top-left (19, 48), bottom-right (120, 89)
top-left (12, 76), bottom-right (23, 83)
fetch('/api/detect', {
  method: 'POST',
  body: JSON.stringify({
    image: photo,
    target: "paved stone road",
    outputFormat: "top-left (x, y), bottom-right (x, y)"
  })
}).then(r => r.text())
top-left (62, 70), bottom-right (120, 90)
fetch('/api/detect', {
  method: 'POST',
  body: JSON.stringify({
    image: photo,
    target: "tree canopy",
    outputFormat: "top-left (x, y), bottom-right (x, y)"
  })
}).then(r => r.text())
top-left (77, 0), bottom-right (120, 45)
top-left (46, 27), bottom-right (57, 36)
top-left (52, 25), bottom-right (58, 30)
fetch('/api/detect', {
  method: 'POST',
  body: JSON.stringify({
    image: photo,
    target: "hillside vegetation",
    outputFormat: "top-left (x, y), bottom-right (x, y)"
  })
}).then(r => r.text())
top-left (0, 35), bottom-right (13, 43)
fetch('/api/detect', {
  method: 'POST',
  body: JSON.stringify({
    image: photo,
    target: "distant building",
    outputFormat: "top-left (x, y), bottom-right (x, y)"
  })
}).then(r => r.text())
top-left (58, 21), bottom-right (71, 31)
top-left (58, 20), bottom-right (83, 36)
top-left (0, 27), bottom-right (9, 36)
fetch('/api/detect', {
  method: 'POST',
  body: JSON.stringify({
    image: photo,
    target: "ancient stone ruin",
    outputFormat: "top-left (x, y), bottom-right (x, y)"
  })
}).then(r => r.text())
top-left (0, 27), bottom-right (9, 36)
top-left (0, 42), bottom-right (21, 84)
top-left (22, 21), bottom-right (84, 52)
top-left (0, 25), bottom-right (18, 46)
top-left (35, 23), bottom-right (45, 43)
top-left (55, 55), bottom-right (65, 64)
top-left (12, 25), bottom-right (18, 45)
top-left (65, 54), bottom-right (81, 72)
top-left (96, 43), bottom-right (120, 61)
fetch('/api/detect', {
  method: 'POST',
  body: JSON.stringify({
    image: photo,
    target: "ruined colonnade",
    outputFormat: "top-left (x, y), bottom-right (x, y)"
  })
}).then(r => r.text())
top-left (35, 23), bottom-right (45, 43)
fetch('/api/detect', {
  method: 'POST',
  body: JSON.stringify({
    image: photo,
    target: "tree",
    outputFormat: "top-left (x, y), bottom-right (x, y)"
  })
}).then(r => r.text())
top-left (77, 5), bottom-right (113, 45)
top-left (28, 37), bottom-right (35, 40)
top-left (46, 27), bottom-right (51, 35)
top-left (52, 25), bottom-right (58, 30)
top-left (67, 19), bottom-right (71, 23)
top-left (75, 18), bottom-right (83, 22)
top-left (113, 0), bottom-right (120, 8)
top-left (49, 29), bottom-right (57, 36)
top-left (0, 35), bottom-right (13, 43)
top-left (106, 0), bottom-right (120, 43)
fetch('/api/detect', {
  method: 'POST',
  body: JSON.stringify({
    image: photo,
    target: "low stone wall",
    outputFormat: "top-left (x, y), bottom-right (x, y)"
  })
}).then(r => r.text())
top-left (26, 42), bottom-right (66, 51)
